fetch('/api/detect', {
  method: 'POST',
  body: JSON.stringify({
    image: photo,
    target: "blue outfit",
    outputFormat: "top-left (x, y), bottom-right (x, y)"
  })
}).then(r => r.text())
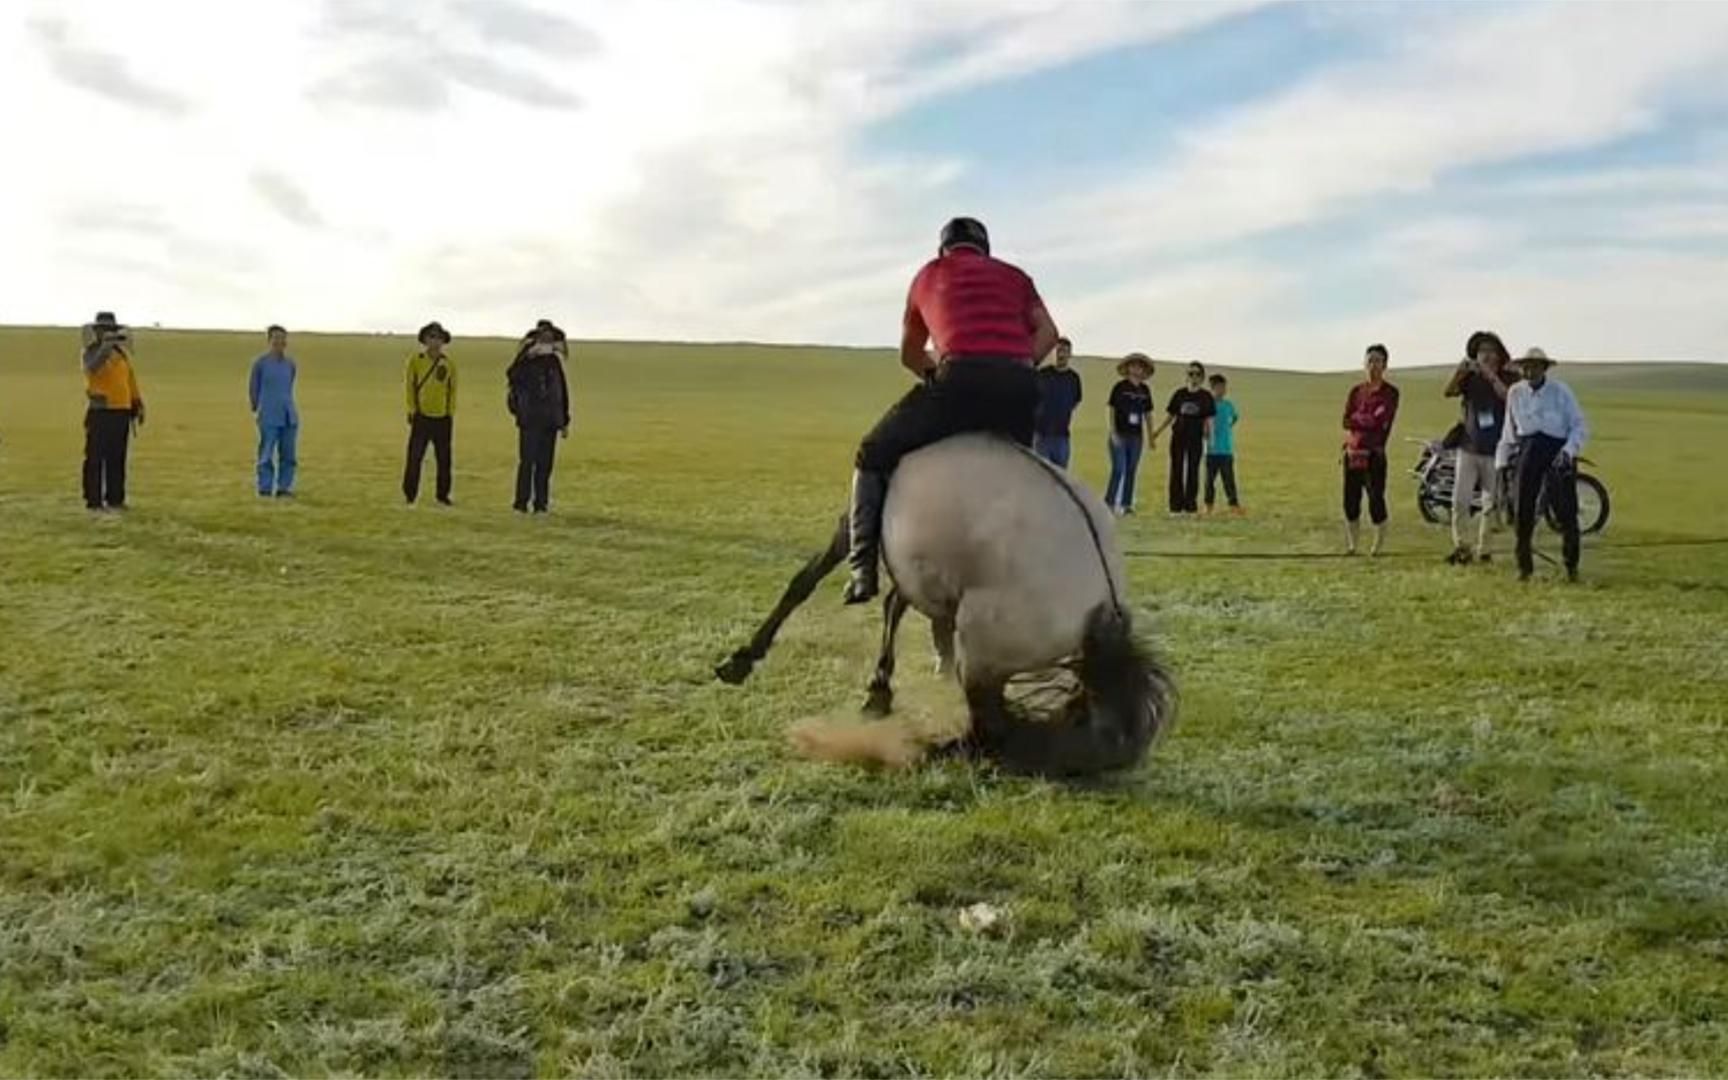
top-left (249, 353), bottom-right (299, 495)
top-left (1209, 399), bottom-right (1238, 456)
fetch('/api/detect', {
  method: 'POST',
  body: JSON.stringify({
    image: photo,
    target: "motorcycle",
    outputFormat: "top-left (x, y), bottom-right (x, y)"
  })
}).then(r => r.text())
top-left (1410, 436), bottom-right (1610, 535)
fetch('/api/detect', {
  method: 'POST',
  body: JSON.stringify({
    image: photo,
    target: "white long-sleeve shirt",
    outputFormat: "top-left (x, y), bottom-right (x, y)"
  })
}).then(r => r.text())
top-left (1496, 376), bottom-right (1588, 467)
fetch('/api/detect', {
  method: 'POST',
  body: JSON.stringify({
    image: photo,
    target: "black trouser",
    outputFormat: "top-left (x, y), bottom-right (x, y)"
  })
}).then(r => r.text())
top-left (1204, 454), bottom-right (1238, 508)
top-left (515, 425), bottom-right (558, 511)
top-left (856, 357), bottom-right (1038, 473)
top-left (1343, 453), bottom-right (1388, 524)
top-left (1168, 433), bottom-right (1204, 513)
top-left (403, 415), bottom-right (453, 503)
top-left (82, 409), bottom-right (132, 508)
top-left (1515, 433), bottom-right (1579, 574)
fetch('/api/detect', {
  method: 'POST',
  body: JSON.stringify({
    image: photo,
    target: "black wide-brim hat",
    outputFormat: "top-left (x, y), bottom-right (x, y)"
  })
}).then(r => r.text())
top-left (417, 321), bottom-right (452, 345)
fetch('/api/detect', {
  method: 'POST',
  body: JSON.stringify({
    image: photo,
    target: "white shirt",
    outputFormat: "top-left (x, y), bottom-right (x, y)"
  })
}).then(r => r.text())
top-left (1496, 376), bottom-right (1588, 467)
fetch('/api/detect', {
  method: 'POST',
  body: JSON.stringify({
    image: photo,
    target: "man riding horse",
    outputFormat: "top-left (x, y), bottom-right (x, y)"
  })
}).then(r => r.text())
top-left (843, 217), bottom-right (1062, 604)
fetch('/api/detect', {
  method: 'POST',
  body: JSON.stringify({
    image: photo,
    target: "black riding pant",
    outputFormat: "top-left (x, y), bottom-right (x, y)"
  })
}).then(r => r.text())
top-left (856, 357), bottom-right (1038, 474)
top-left (1515, 433), bottom-right (1580, 574)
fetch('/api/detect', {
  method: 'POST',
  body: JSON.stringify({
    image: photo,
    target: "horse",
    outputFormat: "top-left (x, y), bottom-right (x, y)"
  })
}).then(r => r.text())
top-left (715, 433), bottom-right (1175, 776)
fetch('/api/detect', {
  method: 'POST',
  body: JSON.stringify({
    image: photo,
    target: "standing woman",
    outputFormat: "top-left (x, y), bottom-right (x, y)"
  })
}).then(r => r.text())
top-left (1341, 343), bottom-right (1400, 555)
top-left (1152, 360), bottom-right (1216, 515)
top-left (506, 320), bottom-right (571, 514)
top-left (1104, 353), bottom-right (1154, 516)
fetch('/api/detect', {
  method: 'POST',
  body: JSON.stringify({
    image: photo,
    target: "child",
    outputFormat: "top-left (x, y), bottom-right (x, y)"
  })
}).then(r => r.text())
top-left (1204, 373), bottom-right (1241, 514)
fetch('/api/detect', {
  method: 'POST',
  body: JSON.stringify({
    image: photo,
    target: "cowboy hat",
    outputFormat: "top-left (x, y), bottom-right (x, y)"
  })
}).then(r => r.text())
top-left (1117, 352), bottom-right (1154, 376)
top-left (92, 310), bottom-right (121, 330)
top-left (417, 321), bottom-right (452, 345)
top-left (1516, 346), bottom-right (1555, 367)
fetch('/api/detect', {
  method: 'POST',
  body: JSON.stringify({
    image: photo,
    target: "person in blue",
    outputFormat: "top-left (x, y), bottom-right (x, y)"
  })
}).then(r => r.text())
top-left (1203, 372), bottom-right (1242, 514)
top-left (1032, 336), bottom-right (1082, 468)
top-left (248, 324), bottom-right (299, 498)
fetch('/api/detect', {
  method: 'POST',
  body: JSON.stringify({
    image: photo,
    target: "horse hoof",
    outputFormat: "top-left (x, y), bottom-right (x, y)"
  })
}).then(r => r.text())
top-left (714, 654), bottom-right (753, 685)
top-left (862, 687), bottom-right (893, 717)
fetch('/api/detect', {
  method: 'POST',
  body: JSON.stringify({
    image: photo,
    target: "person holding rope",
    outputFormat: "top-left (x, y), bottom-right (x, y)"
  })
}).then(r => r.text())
top-left (842, 216), bottom-right (1061, 604)
top-left (1497, 347), bottom-right (1588, 583)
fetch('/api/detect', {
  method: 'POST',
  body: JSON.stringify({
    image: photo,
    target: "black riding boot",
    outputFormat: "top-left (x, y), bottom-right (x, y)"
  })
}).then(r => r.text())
top-left (843, 469), bottom-right (887, 604)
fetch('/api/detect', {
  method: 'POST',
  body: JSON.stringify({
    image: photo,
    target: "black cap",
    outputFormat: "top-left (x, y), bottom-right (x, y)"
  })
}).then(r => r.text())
top-left (939, 217), bottom-right (990, 256)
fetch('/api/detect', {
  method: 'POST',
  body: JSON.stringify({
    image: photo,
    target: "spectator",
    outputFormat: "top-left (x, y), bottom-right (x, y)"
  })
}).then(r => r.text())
top-left (249, 324), bottom-right (300, 498)
top-left (1032, 336), bottom-right (1083, 468)
top-left (1203, 372), bottom-right (1241, 514)
top-left (1152, 360), bottom-right (1215, 515)
top-left (507, 320), bottom-right (572, 513)
top-left (1104, 353), bottom-right (1154, 516)
top-left (1497, 347), bottom-right (1589, 583)
top-left (1442, 330), bottom-right (1513, 563)
top-left (1342, 343), bottom-right (1400, 556)
top-left (80, 310), bottom-right (144, 511)
top-left (403, 321), bottom-right (457, 506)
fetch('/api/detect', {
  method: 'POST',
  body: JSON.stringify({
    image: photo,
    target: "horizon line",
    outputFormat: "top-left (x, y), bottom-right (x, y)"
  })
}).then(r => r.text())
top-left (4, 322), bottom-right (1724, 375)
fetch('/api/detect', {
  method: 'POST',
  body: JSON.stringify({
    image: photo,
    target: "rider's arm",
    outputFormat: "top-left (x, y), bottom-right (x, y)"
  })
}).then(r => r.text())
top-left (1028, 301), bottom-right (1058, 365)
top-left (900, 301), bottom-right (934, 379)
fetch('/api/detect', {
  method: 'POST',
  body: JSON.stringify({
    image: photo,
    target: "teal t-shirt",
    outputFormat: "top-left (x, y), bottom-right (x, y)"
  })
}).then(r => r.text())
top-left (1209, 398), bottom-right (1238, 455)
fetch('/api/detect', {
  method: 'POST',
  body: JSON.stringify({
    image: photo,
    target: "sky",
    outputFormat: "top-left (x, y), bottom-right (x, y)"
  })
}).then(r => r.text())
top-left (2, 0), bottom-right (1726, 370)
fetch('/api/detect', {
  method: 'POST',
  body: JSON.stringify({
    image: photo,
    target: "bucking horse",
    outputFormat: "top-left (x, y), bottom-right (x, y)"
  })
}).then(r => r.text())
top-left (715, 433), bottom-right (1175, 776)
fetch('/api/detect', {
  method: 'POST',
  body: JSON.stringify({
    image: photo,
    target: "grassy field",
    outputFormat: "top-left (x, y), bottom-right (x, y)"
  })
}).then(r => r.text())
top-left (2, 326), bottom-right (1726, 1076)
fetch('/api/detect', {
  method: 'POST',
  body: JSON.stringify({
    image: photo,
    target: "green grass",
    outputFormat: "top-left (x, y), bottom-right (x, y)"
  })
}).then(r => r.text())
top-left (2, 327), bottom-right (1726, 1076)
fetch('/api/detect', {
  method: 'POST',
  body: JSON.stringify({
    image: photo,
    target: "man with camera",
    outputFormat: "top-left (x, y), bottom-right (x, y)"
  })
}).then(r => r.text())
top-left (80, 310), bottom-right (145, 511)
top-left (1441, 330), bottom-right (1513, 564)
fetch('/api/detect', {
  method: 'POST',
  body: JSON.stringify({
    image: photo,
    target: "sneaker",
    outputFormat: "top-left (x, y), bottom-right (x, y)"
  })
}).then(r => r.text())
top-left (1229, 506), bottom-right (1246, 517)
top-left (512, 503), bottom-right (528, 514)
top-left (275, 491), bottom-right (295, 499)
top-left (436, 496), bottom-right (454, 507)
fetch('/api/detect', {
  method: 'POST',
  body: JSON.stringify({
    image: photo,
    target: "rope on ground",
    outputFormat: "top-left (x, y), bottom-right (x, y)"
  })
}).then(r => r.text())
top-left (1122, 536), bottom-right (1728, 561)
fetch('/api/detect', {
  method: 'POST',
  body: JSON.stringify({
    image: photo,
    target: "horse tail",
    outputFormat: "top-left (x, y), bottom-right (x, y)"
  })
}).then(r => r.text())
top-left (974, 604), bottom-right (1174, 777)
top-left (714, 513), bottom-right (849, 685)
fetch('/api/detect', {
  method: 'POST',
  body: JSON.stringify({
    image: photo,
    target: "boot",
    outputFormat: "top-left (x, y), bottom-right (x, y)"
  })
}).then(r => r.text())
top-left (1343, 519), bottom-right (1360, 556)
top-left (843, 468), bottom-right (887, 605)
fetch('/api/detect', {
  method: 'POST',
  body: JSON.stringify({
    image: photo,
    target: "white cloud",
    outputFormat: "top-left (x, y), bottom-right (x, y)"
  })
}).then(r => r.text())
top-left (0, 0), bottom-right (1724, 367)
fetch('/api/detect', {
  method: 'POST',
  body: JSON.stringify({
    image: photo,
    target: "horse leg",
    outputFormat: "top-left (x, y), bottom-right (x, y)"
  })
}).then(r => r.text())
top-left (931, 615), bottom-right (956, 679)
top-left (715, 514), bottom-right (848, 684)
top-left (862, 588), bottom-right (910, 717)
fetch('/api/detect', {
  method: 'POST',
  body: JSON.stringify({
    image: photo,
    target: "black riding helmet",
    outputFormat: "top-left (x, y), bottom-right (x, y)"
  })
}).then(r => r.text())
top-left (939, 216), bottom-right (990, 256)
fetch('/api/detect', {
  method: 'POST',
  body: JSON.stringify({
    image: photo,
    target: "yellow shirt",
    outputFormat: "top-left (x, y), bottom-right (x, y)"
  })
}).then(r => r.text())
top-left (405, 352), bottom-right (457, 418)
top-left (85, 346), bottom-right (141, 411)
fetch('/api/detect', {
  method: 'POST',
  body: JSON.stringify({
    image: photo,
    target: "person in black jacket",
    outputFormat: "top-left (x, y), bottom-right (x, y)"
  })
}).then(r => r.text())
top-left (506, 320), bottom-right (571, 513)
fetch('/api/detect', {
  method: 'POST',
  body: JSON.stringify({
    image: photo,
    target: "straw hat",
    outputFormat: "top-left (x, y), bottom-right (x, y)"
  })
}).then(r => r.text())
top-left (1517, 346), bottom-right (1555, 368)
top-left (1117, 352), bottom-right (1154, 377)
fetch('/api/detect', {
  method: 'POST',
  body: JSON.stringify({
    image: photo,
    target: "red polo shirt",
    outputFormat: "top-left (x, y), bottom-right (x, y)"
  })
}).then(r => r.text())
top-left (906, 248), bottom-right (1042, 364)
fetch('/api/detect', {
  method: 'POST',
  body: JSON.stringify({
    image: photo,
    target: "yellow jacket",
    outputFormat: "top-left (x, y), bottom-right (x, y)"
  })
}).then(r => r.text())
top-left (405, 352), bottom-right (456, 418)
top-left (85, 345), bottom-right (141, 411)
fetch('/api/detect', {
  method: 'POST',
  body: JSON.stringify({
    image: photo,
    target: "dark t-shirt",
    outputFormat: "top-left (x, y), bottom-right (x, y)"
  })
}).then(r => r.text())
top-left (1166, 387), bottom-right (1217, 442)
top-left (1034, 367), bottom-right (1084, 436)
top-left (1108, 379), bottom-right (1153, 439)
top-left (1458, 370), bottom-right (1509, 455)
